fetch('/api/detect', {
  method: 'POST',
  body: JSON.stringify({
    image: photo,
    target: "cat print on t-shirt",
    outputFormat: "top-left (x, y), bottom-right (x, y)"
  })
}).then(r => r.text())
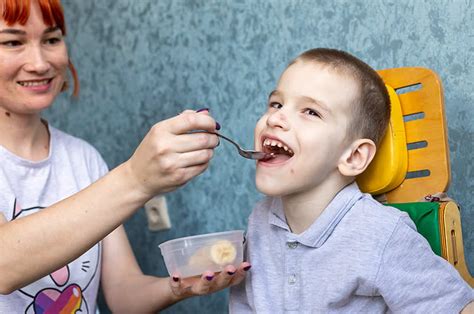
top-left (10, 199), bottom-right (100, 314)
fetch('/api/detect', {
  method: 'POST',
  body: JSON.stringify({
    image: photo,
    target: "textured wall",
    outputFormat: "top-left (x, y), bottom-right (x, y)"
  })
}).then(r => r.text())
top-left (45, 0), bottom-right (473, 312)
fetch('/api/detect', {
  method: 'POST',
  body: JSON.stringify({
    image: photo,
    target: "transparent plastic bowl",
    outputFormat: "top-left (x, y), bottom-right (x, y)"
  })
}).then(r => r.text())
top-left (159, 230), bottom-right (244, 278)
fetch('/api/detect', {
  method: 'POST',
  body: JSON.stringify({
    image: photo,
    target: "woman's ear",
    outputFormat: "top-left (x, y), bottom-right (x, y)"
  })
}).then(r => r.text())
top-left (338, 139), bottom-right (377, 177)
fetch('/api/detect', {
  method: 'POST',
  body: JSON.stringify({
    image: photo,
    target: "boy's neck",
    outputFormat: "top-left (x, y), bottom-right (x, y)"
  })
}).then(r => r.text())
top-left (281, 176), bottom-right (353, 234)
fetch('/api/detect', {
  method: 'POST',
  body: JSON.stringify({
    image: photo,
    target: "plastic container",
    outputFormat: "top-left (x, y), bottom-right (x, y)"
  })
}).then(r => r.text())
top-left (159, 230), bottom-right (244, 278)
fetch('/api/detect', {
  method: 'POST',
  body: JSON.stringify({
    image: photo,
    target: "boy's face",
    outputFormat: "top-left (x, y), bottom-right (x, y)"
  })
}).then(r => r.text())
top-left (254, 61), bottom-right (359, 197)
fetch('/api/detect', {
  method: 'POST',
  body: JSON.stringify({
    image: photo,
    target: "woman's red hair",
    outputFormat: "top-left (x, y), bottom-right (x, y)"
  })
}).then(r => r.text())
top-left (1, 0), bottom-right (79, 96)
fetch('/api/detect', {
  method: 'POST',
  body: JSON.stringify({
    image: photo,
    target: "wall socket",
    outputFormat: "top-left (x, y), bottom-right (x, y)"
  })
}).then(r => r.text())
top-left (144, 195), bottom-right (171, 231)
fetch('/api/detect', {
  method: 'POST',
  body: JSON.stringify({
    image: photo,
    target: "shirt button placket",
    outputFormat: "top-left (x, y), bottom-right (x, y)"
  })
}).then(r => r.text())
top-left (288, 273), bottom-right (297, 285)
top-left (287, 242), bottom-right (298, 249)
top-left (285, 241), bottom-right (300, 311)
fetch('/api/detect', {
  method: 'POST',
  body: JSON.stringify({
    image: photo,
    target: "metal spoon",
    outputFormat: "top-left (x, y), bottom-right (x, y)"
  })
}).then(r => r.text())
top-left (206, 132), bottom-right (274, 160)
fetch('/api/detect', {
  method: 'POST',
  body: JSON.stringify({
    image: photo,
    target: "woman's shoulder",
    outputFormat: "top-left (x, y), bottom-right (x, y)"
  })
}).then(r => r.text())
top-left (49, 126), bottom-right (109, 174)
top-left (50, 126), bottom-right (103, 158)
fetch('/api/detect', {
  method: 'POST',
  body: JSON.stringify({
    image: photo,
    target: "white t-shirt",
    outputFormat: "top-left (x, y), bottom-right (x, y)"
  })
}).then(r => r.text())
top-left (0, 125), bottom-right (108, 314)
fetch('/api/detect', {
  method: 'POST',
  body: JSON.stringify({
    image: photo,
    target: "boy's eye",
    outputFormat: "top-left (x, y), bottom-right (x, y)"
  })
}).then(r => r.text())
top-left (269, 102), bottom-right (283, 109)
top-left (303, 108), bottom-right (321, 118)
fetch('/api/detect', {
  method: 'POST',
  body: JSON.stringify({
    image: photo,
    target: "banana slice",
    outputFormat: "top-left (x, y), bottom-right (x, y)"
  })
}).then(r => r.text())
top-left (210, 240), bottom-right (237, 265)
top-left (188, 247), bottom-right (209, 266)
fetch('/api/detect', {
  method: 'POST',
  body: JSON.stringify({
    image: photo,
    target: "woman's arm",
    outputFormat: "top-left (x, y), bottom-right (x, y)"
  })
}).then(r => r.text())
top-left (100, 226), bottom-right (247, 313)
top-left (461, 302), bottom-right (474, 314)
top-left (0, 111), bottom-right (219, 294)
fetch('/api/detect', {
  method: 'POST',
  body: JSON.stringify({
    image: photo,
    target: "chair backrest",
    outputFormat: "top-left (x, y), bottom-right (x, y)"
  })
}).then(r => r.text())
top-left (357, 67), bottom-right (451, 203)
top-left (356, 67), bottom-right (474, 287)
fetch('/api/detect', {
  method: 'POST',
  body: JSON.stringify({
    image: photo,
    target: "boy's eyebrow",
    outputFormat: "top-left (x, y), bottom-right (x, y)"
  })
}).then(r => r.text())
top-left (268, 90), bottom-right (281, 99)
top-left (268, 90), bottom-right (331, 113)
top-left (300, 95), bottom-right (331, 113)
top-left (0, 26), bottom-right (60, 35)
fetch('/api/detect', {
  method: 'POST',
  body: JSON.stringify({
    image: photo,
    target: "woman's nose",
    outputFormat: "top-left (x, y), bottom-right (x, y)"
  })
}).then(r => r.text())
top-left (23, 45), bottom-right (50, 74)
top-left (266, 110), bottom-right (290, 130)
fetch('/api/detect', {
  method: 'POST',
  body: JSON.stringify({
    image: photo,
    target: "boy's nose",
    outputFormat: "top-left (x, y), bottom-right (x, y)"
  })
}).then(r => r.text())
top-left (23, 46), bottom-right (51, 74)
top-left (266, 110), bottom-right (290, 130)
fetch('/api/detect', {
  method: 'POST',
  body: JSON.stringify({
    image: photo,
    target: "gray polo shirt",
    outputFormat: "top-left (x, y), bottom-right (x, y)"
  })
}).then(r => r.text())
top-left (230, 183), bottom-right (473, 313)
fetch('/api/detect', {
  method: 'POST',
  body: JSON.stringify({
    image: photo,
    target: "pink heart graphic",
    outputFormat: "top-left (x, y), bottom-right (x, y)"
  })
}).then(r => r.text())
top-left (50, 265), bottom-right (70, 287)
top-left (34, 284), bottom-right (82, 314)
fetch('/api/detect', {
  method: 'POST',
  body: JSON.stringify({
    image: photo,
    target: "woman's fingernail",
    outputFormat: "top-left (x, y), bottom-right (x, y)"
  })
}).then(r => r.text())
top-left (205, 275), bottom-right (214, 281)
top-left (172, 276), bottom-right (179, 282)
top-left (215, 122), bottom-right (221, 130)
top-left (243, 265), bottom-right (252, 271)
top-left (227, 271), bottom-right (236, 276)
top-left (196, 108), bottom-right (209, 113)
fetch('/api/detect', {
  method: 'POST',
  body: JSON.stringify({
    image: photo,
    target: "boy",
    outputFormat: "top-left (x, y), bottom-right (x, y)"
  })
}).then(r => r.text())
top-left (230, 48), bottom-right (474, 312)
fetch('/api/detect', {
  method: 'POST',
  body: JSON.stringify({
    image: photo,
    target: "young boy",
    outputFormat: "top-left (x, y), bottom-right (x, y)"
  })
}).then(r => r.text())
top-left (230, 48), bottom-right (474, 313)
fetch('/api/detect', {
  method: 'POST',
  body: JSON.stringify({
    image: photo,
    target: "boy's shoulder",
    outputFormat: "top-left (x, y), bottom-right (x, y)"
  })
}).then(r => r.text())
top-left (248, 186), bottom-right (419, 251)
top-left (341, 192), bottom-right (417, 241)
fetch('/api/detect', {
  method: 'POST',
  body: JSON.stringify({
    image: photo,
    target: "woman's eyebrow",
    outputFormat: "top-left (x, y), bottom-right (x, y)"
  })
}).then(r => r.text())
top-left (0, 26), bottom-right (60, 35)
top-left (44, 26), bottom-right (61, 34)
top-left (0, 28), bottom-right (26, 35)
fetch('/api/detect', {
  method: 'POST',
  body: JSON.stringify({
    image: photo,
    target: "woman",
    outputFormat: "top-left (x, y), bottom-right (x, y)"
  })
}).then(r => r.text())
top-left (0, 0), bottom-right (248, 312)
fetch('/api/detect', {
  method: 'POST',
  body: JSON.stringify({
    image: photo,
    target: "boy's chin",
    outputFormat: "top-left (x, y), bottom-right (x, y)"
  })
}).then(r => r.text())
top-left (256, 180), bottom-right (287, 197)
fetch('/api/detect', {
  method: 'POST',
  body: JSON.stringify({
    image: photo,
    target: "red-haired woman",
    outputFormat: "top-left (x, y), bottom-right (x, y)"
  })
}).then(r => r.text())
top-left (0, 0), bottom-right (248, 312)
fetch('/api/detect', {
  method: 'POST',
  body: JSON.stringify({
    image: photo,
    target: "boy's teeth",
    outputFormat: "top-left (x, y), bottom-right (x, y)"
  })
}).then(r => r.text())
top-left (263, 138), bottom-right (294, 156)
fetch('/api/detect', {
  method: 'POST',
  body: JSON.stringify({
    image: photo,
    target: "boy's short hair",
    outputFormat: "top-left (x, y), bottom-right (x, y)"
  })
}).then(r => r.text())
top-left (291, 48), bottom-right (390, 146)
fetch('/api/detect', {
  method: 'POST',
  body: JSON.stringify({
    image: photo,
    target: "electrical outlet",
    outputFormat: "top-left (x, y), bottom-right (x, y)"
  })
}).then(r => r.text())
top-left (144, 195), bottom-right (171, 231)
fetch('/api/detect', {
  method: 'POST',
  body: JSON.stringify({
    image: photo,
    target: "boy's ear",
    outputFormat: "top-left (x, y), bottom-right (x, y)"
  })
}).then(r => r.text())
top-left (338, 139), bottom-right (377, 177)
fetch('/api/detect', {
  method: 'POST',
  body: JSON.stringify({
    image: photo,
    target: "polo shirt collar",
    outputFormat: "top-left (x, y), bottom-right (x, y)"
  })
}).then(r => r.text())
top-left (268, 182), bottom-right (363, 248)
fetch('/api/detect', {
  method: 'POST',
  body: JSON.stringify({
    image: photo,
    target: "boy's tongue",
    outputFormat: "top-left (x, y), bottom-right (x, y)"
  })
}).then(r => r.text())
top-left (266, 153), bottom-right (292, 163)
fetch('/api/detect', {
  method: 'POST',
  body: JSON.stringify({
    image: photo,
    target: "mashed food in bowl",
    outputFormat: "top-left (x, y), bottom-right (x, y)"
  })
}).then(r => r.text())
top-left (188, 239), bottom-right (237, 267)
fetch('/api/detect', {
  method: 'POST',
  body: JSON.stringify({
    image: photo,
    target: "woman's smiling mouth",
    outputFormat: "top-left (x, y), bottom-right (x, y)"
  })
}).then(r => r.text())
top-left (17, 78), bottom-right (53, 91)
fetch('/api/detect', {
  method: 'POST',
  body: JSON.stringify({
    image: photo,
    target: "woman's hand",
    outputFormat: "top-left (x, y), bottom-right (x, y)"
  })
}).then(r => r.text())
top-left (169, 262), bottom-right (251, 300)
top-left (0, 214), bottom-right (6, 224)
top-left (126, 109), bottom-right (220, 198)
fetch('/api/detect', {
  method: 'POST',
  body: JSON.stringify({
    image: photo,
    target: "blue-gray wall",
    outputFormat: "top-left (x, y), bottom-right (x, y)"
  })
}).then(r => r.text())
top-left (46, 1), bottom-right (473, 313)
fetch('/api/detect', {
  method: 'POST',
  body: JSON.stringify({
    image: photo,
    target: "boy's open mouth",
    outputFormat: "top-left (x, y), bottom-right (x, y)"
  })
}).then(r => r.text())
top-left (261, 137), bottom-right (294, 163)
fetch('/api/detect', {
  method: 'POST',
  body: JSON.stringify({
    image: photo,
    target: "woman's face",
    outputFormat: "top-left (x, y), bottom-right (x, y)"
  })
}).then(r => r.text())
top-left (0, 0), bottom-right (68, 116)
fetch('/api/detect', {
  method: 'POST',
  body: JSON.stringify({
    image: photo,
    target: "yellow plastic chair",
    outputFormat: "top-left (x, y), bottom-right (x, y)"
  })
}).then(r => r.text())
top-left (356, 67), bottom-right (473, 287)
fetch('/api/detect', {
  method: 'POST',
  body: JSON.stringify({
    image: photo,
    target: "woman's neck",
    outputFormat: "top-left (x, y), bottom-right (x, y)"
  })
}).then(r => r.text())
top-left (0, 109), bottom-right (50, 161)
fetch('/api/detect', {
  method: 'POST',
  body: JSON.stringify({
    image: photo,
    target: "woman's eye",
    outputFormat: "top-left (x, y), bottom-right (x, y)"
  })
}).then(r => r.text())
top-left (269, 102), bottom-right (283, 109)
top-left (304, 108), bottom-right (320, 118)
top-left (1, 40), bottom-right (22, 47)
top-left (44, 37), bottom-right (62, 45)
